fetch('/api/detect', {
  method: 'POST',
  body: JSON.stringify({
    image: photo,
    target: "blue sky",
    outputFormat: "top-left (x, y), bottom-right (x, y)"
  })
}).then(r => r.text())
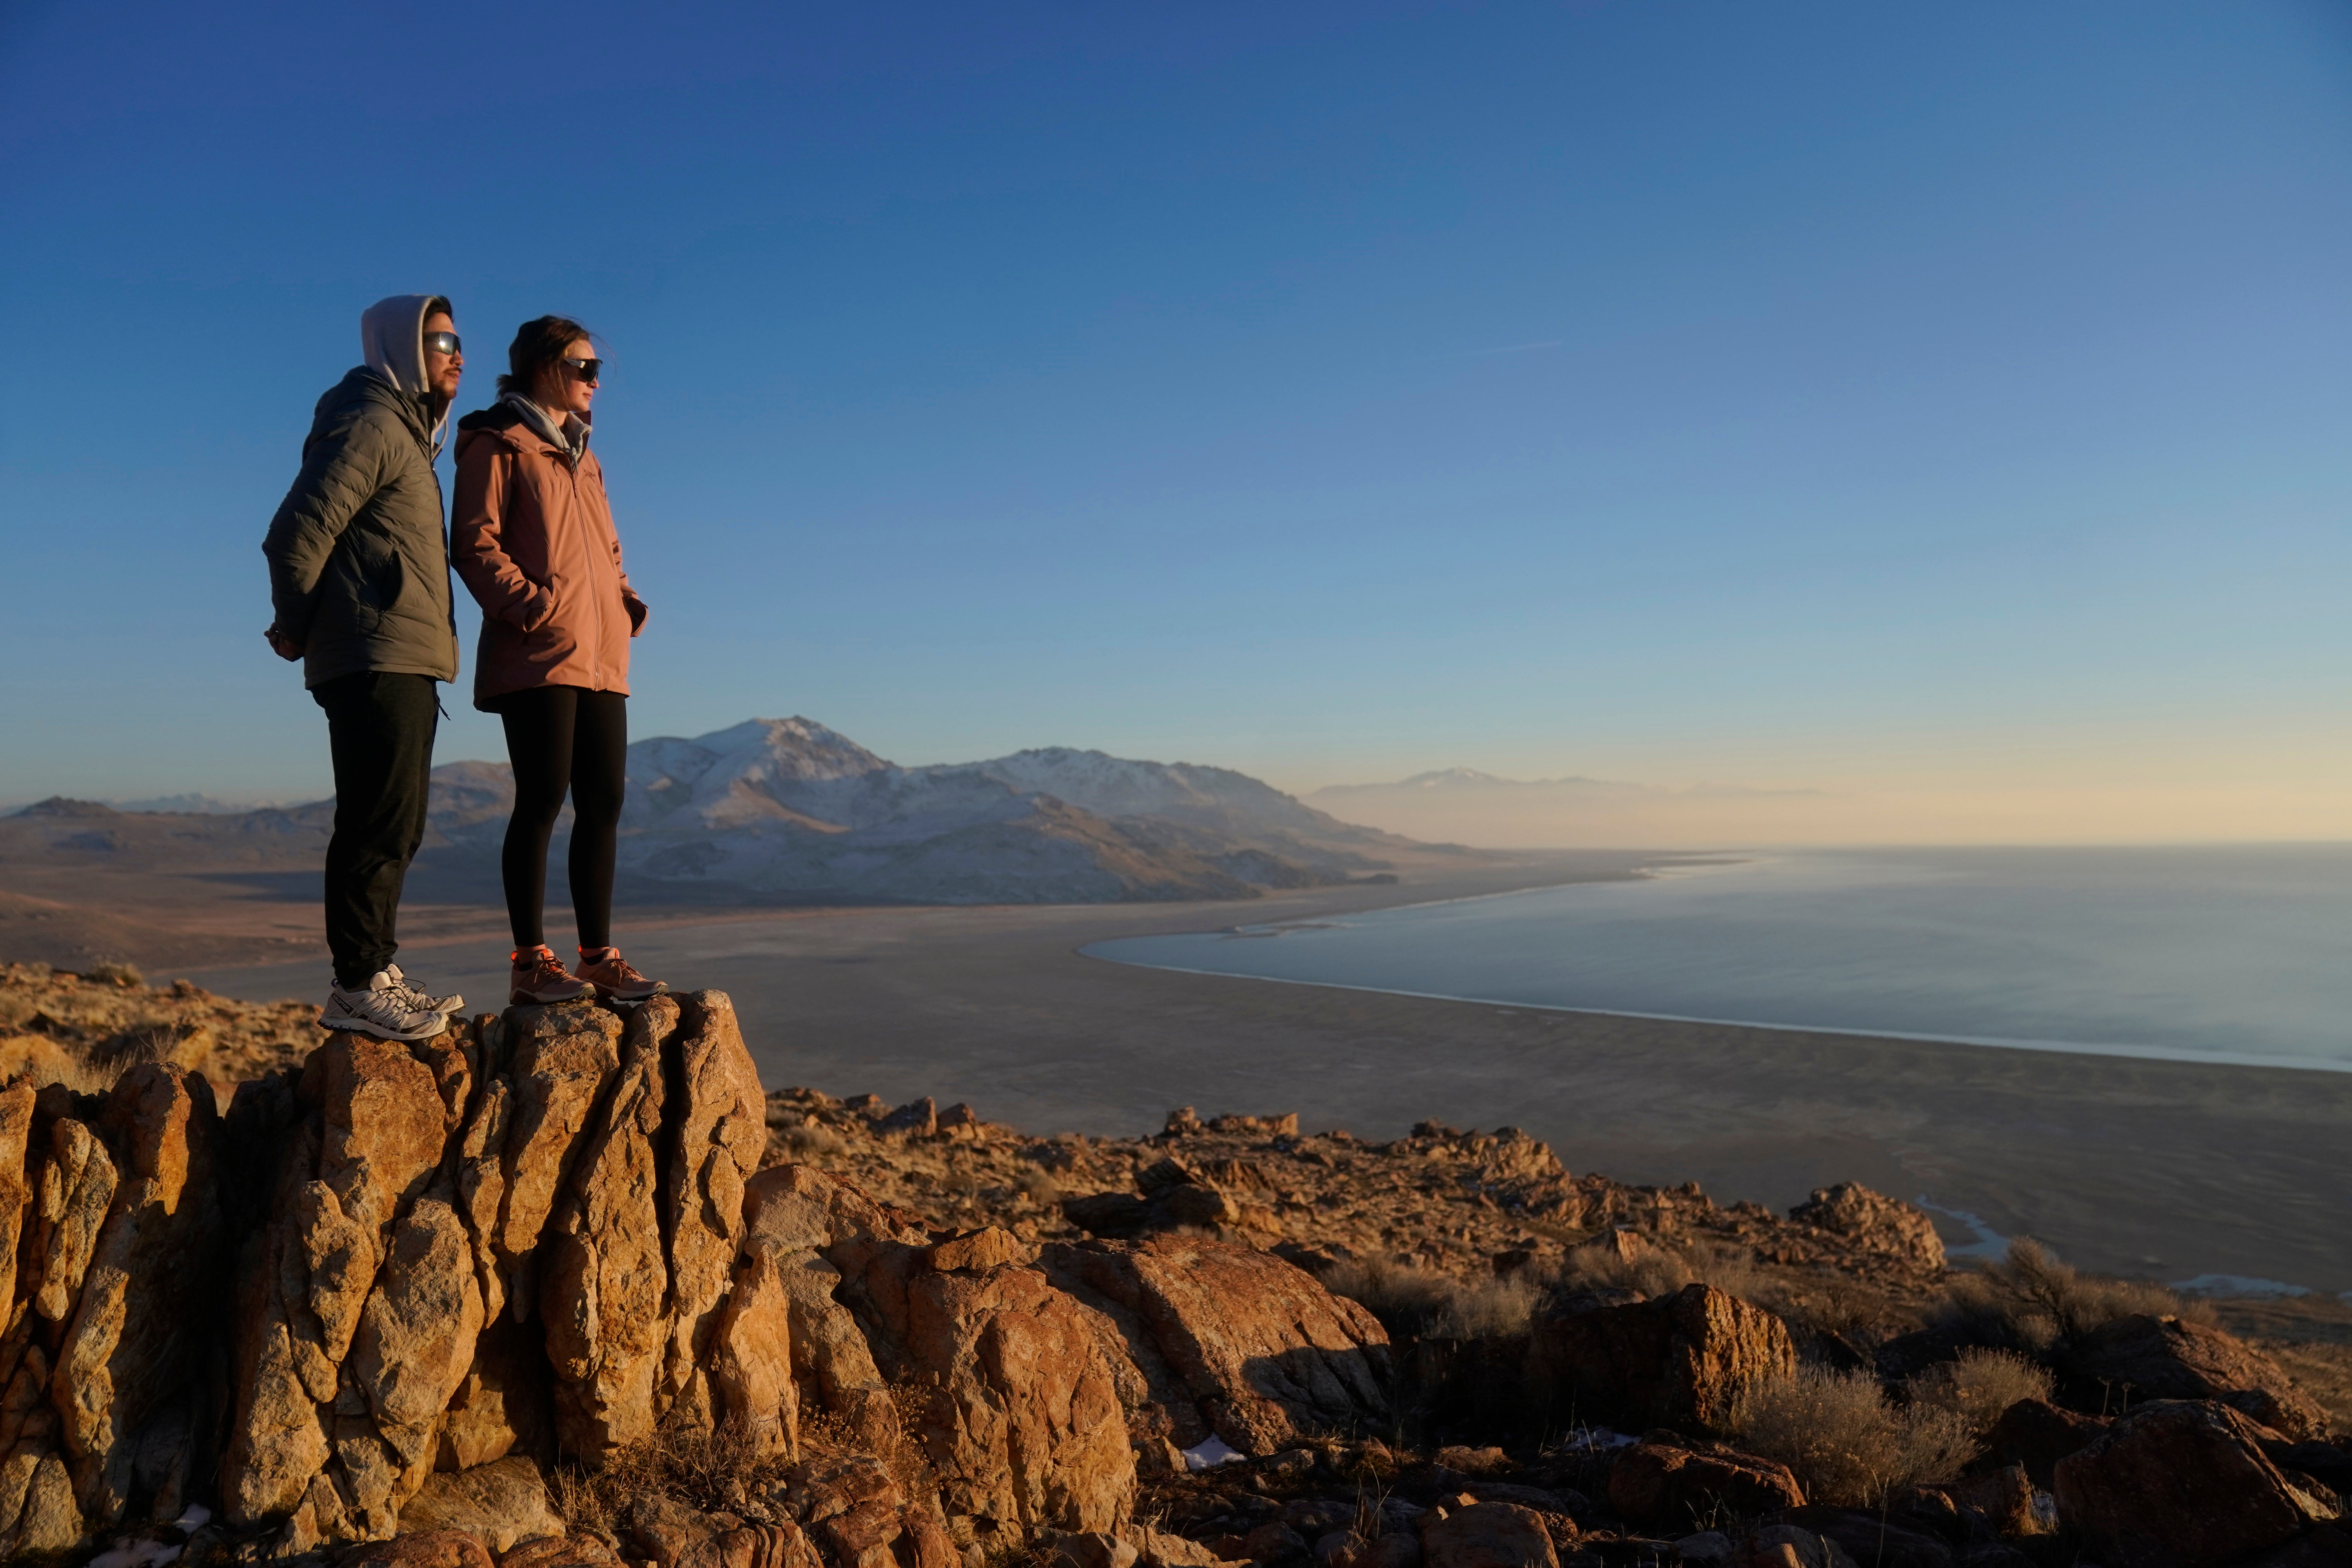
top-left (3, 2), bottom-right (2349, 838)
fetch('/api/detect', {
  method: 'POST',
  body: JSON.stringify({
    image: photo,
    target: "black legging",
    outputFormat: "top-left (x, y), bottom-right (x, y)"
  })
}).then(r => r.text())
top-left (499, 685), bottom-right (627, 951)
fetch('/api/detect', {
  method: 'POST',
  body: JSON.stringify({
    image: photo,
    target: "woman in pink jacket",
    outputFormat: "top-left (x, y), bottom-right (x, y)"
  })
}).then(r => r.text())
top-left (451, 316), bottom-right (665, 1005)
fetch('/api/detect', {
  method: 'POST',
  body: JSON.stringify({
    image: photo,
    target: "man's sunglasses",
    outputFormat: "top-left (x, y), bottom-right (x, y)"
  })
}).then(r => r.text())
top-left (423, 330), bottom-right (462, 357)
top-left (563, 357), bottom-right (603, 382)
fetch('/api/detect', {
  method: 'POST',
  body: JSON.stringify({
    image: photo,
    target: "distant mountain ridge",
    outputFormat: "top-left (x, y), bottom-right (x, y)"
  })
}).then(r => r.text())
top-left (4, 718), bottom-right (1436, 908)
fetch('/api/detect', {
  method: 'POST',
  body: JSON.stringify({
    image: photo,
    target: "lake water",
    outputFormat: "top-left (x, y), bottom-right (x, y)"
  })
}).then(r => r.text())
top-left (1087, 845), bottom-right (2352, 1073)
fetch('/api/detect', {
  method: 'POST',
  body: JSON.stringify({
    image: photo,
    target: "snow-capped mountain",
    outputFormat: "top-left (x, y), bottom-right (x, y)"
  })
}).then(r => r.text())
top-left (407, 717), bottom-right (1411, 905)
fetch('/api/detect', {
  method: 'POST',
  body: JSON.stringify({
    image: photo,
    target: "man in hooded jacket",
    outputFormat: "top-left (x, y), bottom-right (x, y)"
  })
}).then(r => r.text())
top-left (261, 294), bottom-right (468, 1040)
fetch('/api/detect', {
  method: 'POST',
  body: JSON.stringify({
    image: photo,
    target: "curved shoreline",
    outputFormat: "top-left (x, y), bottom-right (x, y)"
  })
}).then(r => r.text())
top-left (1080, 947), bottom-right (2352, 1077)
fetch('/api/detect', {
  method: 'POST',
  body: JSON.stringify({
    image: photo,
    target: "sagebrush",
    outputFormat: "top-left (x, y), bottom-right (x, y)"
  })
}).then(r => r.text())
top-left (1939, 1238), bottom-right (2205, 1352)
top-left (549, 1418), bottom-right (792, 1539)
top-left (1325, 1257), bottom-right (1543, 1339)
top-left (1730, 1365), bottom-right (1975, 1507)
top-left (1904, 1346), bottom-right (2054, 1435)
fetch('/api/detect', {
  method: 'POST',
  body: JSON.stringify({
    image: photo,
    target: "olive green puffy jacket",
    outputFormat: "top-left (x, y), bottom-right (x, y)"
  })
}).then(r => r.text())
top-left (261, 367), bottom-right (461, 688)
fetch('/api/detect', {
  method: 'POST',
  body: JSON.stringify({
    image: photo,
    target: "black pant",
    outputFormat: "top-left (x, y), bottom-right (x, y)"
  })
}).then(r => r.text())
top-left (498, 685), bottom-right (627, 951)
top-left (312, 671), bottom-right (440, 989)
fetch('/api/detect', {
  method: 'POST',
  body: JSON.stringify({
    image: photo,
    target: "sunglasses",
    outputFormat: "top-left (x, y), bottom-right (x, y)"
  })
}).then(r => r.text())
top-left (563, 357), bottom-right (603, 382)
top-left (423, 330), bottom-right (461, 357)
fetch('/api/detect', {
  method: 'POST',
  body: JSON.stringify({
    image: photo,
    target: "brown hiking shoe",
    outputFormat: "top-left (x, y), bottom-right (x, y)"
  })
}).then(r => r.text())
top-left (575, 947), bottom-right (668, 1002)
top-left (512, 946), bottom-right (590, 1005)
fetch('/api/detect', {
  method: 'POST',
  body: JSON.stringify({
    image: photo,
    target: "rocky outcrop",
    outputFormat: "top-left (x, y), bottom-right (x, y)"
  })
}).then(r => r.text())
top-left (1528, 1284), bottom-right (1795, 1436)
top-left (2053, 1399), bottom-right (2339, 1568)
top-left (1786, 1184), bottom-right (1944, 1275)
top-left (0, 991), bottom-right (782, 1557)
top-left (2067, 1314), bottom-right (2330, 1442)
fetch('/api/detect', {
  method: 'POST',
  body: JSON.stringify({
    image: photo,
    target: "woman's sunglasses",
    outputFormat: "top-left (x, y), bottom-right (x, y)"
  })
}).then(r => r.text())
top-left (423, 330), bottom-right (461, 357)
top-left (563, 358), bottom-right (603, 383)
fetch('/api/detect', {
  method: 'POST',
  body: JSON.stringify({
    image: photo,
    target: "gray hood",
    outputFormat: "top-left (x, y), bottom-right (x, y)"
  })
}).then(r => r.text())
top-left (360, 295), bottom-right (437, 396)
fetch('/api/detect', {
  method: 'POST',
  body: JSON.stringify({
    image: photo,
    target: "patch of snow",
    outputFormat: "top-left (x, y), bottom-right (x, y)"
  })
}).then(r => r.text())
top-left (1182, 1436), bottom-right (1249, 1471)
top-left (88, 1543), bottom-right (181, 1568)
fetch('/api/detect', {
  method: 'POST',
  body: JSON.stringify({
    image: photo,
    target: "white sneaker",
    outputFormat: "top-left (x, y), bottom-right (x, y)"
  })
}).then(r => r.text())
top-left (383, 963), bottom-right (463, 1016)
top-left (321, 970), bottom-right (450, 1041)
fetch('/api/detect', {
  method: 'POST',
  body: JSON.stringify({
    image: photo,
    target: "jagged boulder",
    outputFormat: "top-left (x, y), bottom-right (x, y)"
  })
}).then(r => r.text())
top-left (2053, 1399), bottom-right (2338, 1568)
top-left (1528, 1283), bottom-right (1795, 1436)
top-left (2066, 1314), bottom-right (2329, 1441)
top-left (812, 1222), bottom-right (1132, 1543)
top-left (1042, 1235), bottom-right (1392, 1456)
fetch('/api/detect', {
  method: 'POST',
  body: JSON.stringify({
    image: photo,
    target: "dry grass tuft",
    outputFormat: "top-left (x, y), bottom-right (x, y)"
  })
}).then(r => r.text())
top-left (1552, 1238), bottom-right (1766, 1306)
top-left (548, 1417), bottom-right (793, 1539)
top-left (1017, 1168), bottom-right (1063, 1207)
top-left (1903, 1347), bottom-right (2054, 1436)
top-left (1730, 1364), bottom-right (1975, 1508)
top-left (782, 1123), bottom-right (847, 1160)
top-left (1325, 1256), bottom-right (1544, 1340)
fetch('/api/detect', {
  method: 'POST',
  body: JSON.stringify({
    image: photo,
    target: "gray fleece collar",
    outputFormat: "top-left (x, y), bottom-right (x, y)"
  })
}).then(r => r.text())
top-left (499, 392), bottom-right (590, 465)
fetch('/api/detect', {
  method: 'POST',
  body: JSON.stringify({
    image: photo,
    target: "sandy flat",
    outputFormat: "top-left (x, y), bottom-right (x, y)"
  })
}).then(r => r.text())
top-left (185, 852), bottom-right (2352, 1295)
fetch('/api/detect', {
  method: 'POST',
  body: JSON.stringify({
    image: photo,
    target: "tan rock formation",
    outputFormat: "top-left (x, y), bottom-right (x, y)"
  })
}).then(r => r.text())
top-left (397, 1454), bottom-right (566, 1553)
top-left (1043, 1236), bottom-right (1392, 1456)
top-left (1528, 1283), bottom-right (1795, 1436)
top-left (891, 1251), bottom-right (1134, 1536)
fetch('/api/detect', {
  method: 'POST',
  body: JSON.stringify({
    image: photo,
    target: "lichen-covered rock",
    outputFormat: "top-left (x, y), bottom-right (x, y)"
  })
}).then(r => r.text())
top-left (0, 1081), bottom-right (37, 1308)
top-left (51, 1064), bottom-right (223, 1523)
top-left (2068, 1315), bottom-right (2330, 1443)
top-left (1530, 1284), bottom-right (1795, 1436)
top-left (541, 1010), bottom-right (670, 1459)
top-left (397, 1455), bottom-right (566, 1553)
top-left (1042, 1236), bottom-right (1391, 1455)
top-left (1607, 1442), bottom-right (1804, 1530)
top-left (888, 1253), bottom-right (1134, 1535)
top-left (31, 1113), bottom-right (117, 1322)
top-left (708, 1243), bottom-right (797, 1459)
top-left (345, 1527), bottom-right (500, 1568)
top-left (2053, 1399), bottom-right (2336, 1568)
top-left (496, 1005), bottom-right (625, 1289)
top-left (656, 994), bottom-right (768, 1430)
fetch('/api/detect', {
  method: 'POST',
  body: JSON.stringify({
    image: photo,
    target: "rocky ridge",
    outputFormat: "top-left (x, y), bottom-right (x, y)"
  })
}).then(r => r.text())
top-left (0, 978), bottom-right (2337, 1568)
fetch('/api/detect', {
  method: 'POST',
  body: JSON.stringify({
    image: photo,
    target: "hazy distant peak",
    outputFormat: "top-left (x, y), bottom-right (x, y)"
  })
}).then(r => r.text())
top-left (11, 797), bottom-right (120, 819)
top-left (1321, 769), bottom-right (1654, 797)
